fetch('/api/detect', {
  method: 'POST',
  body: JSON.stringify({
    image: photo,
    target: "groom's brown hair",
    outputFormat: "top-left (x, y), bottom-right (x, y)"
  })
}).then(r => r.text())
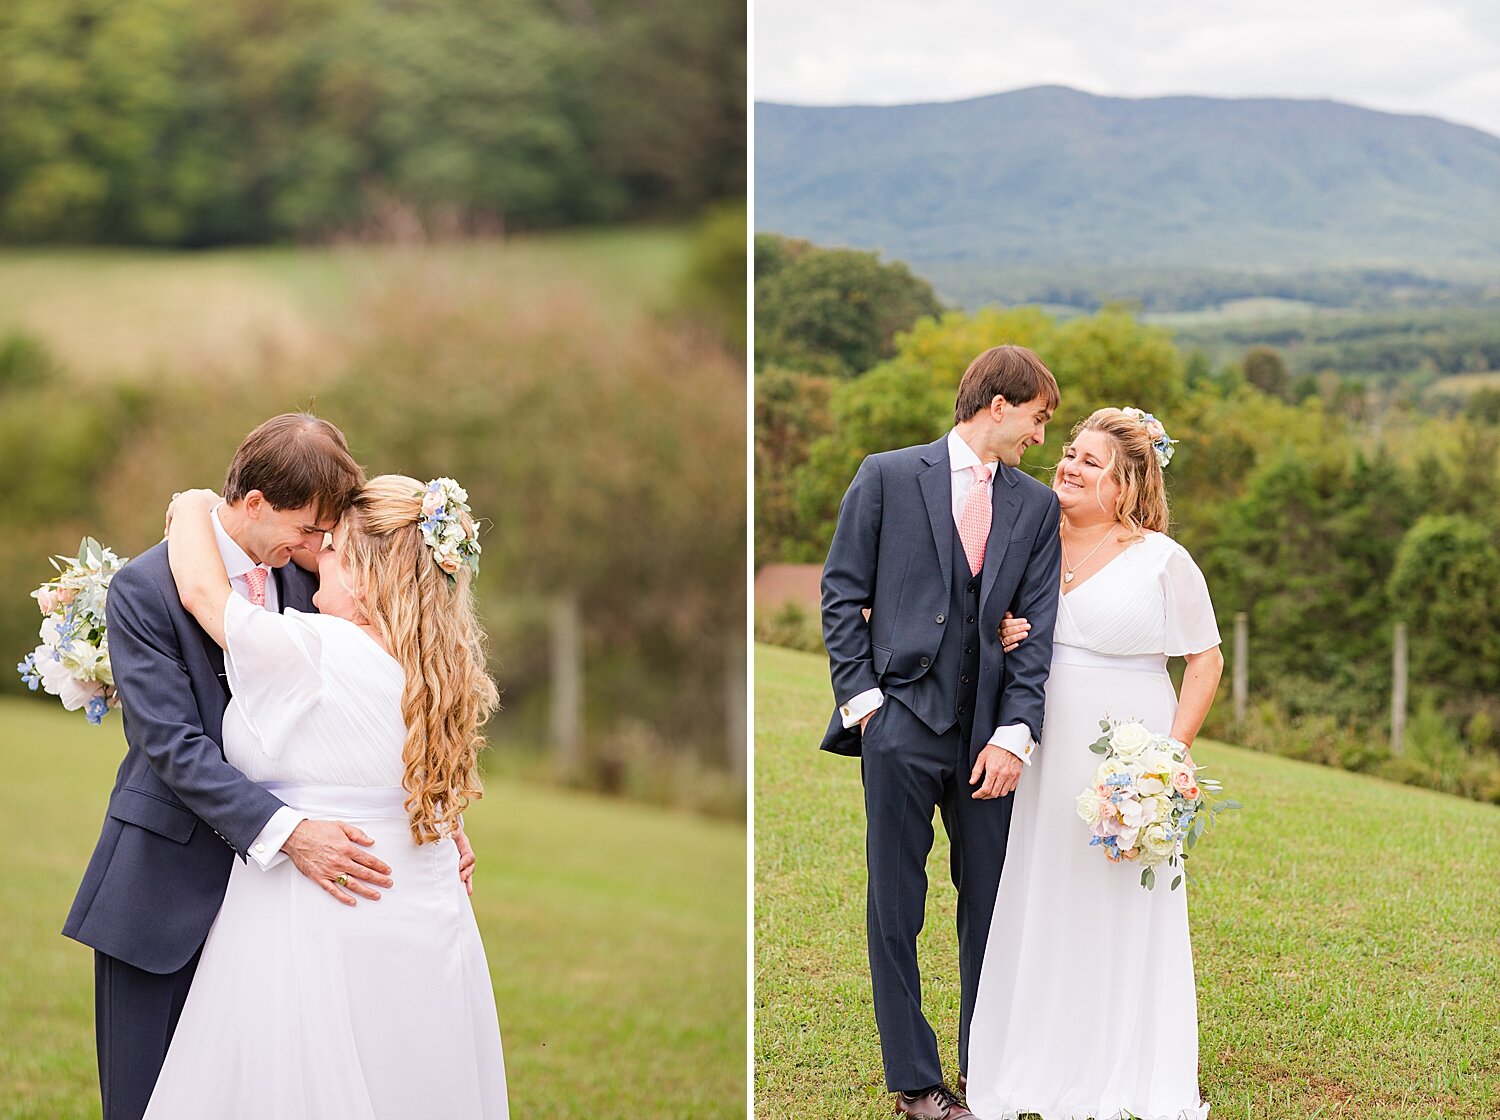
top-left (954, 345), bottom-right (1060, 423)
top-left (224, 413), bottom-right (366, 523)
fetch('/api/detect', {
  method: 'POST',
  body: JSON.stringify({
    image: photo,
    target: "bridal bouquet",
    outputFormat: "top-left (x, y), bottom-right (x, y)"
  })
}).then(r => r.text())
top-left (1075, 718), bottom-right (1240, 890)
top-left (16, 537), bottom-right (128, 725)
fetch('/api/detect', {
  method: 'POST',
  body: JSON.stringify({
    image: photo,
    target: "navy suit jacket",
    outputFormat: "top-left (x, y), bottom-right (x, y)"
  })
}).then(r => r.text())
top-left (819, 436), bottom-right (1062, 763)
top-left (62, 542), bottom-right (318, 974)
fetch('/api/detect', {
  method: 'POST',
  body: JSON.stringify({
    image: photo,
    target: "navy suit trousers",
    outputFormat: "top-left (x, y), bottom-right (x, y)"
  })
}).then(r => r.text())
top-left (860, 695), bottom-right (1015, 1093)
top-left (95, 947), bottom-right (201, 1120)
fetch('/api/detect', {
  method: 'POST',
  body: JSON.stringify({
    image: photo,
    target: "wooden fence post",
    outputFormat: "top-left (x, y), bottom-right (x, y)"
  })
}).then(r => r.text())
top-left (726, 638), bottom-right (746, 787)
top-left (550, 594), bottom-right (583, 776)
top-left (1233, 611), bottom-right (1248, 729)
top-left (1391, 621), bottom-right (1408, 755)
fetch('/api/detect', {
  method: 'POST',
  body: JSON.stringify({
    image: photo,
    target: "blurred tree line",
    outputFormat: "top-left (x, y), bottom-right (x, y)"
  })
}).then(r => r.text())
top-left (0, 0), bottom-right (745, 244)
top-left (755, 236), bottom-right (1500, 805)
top-left (2, 219), bottom-right (746, 814)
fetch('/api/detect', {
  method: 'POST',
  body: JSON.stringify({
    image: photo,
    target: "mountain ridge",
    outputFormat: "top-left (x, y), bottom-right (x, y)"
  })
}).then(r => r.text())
top-left (754, 86), bottom-right (1500, 284)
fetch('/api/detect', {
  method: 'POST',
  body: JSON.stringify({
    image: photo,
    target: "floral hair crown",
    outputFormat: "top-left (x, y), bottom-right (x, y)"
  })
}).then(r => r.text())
top-left (1120, 407), bottom-right (1177, 469)
top-left (417, 477), bottom-right (481, 582)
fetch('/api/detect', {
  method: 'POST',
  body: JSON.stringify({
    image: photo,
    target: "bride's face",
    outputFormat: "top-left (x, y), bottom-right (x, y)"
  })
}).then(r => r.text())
top-left (1054, 428), bottom-right (1122, 521)
top-left (311, 521), bottom-right (364, 623)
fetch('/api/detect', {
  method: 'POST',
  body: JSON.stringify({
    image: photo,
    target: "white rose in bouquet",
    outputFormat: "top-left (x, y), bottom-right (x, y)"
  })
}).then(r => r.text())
top-left (1141, 823), bottom-right (1176, 859)
top-left (1110, 720), bottom-right (1155, 760)
top-left (1142, 743), bottom-right (1178, 774)
top-left (1076, 790), bottom-right (1104, 825)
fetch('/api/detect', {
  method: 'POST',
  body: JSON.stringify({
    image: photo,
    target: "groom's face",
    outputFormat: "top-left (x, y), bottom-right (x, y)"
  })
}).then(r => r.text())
top-left (242, 491), bottom-right (339, 567)
top-left (991, 394), bottom-right (1054, 467)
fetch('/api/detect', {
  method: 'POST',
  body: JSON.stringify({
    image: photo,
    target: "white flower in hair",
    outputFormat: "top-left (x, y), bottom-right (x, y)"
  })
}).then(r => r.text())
top-left (1120, 407), bottom-right (1178, 469)
top-left (416, 477), bottom-right (482, 582)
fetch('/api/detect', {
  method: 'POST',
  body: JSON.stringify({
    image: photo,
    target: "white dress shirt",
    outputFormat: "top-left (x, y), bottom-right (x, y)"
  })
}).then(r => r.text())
top-left (212, 506), bottom-right (307, 867)
top-left (840, 429), bottom-right (1036, 764)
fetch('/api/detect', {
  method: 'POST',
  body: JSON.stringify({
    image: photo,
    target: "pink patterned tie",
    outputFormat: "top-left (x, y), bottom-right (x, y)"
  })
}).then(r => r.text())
top-left (958, 464), bottom-right (992, 576)
top-left (244, 566), bottom-right (268, 608)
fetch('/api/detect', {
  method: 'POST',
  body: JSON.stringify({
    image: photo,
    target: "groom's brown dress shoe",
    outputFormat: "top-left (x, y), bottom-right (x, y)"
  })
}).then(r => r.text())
top-left (894, 1083), bottom-right (973, 1119)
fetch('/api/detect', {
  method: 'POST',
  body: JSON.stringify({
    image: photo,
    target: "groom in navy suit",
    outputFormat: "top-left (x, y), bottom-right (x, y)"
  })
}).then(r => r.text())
top-left (63, 414), bottom-right (382, 1120)
top-left (821, 346), bottom-right (1064, 1118)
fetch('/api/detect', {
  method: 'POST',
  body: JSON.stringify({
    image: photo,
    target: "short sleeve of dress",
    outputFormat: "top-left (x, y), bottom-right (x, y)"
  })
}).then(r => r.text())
top-left (224, 595), bottom-right (324, 756)
top-left (1161, 542), bottom-right (1222, 657)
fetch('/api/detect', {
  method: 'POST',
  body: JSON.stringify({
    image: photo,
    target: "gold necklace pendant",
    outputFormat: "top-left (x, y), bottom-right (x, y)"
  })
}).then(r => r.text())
top-left (1064, 571), bottom-right (1075, 583)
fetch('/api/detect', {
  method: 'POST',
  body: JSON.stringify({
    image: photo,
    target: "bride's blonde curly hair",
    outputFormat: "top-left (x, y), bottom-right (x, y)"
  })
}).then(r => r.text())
top-left (1066, 408), bottom-right (1170, 541)
top-left (339, 474), bottom-right (500, 844)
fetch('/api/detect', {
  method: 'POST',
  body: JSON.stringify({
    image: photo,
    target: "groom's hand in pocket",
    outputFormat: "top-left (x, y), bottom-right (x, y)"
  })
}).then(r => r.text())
top-left (283, 819), bottom-right (394, 906)
top-left (970, 745), bottom-right (1022, 799)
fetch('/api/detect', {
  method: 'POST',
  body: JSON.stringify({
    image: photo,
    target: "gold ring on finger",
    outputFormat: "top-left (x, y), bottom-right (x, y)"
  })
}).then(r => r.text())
top-left (334, 873), bottom-right (349, 887)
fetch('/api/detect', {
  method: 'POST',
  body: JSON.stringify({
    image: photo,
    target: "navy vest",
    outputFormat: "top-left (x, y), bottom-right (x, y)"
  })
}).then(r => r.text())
top-left (941, 521), bottom-right (984, 745)
top-left (890, 522), bottom-right (983, 742)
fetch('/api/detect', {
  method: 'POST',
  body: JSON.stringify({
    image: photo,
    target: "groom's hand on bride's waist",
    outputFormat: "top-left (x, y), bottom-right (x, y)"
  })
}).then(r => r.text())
top-left (282, 819), bottom-right (395, 906)
top-left (970, 745), bottom-right (1022, 800)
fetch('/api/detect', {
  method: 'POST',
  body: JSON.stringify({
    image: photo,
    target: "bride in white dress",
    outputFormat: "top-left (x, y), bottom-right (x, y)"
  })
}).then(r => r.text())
top-left (966, 408), bottom-right (1223, 1120)
top-left (143, 476), bottom-right (508, 1119)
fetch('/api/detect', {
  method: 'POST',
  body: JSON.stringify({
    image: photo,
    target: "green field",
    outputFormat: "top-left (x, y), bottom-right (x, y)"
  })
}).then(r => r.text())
top-left (754, 643), bottom-right (1500, 1120)
top-left (0, 228), bottom-right (691, 381)
top-left (0, 698), bottom-right (745, 1119)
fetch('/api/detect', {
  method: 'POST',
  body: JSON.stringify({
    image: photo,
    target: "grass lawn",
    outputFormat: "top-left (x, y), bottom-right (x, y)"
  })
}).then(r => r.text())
top-left (0, 697), bottom-right (745, 1120)
top-left (0, 227), bottom-right (692, 381)
top-left (754, 643), bottom-right (1500, 1120)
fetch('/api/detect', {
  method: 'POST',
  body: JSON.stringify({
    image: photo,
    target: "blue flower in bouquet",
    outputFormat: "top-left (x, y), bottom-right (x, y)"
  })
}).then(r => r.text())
top-left (22, 536), bottom-right (128, 725)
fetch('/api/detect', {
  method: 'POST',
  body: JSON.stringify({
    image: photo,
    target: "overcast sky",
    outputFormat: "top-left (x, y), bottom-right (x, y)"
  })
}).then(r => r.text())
top-left (755, 0), bottom-right (1500, 137)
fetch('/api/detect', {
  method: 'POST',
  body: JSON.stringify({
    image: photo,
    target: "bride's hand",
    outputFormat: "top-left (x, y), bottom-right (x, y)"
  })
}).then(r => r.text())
top-left (163, 488), bottom-right (223, 537)
top-left (998, 611), bottom-right (1031, 652)
top-left (453, 823), bottom-right (476, 896)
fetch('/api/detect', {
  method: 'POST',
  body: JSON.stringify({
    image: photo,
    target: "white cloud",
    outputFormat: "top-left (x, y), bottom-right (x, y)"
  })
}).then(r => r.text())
top-left (756, 0), bottom-right (1500, 136)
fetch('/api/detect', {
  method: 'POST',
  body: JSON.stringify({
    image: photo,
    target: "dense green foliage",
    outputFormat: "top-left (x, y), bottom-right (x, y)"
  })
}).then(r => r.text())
top-left (756, 288), bottom-right (1500, 802)
top-left (0, 699), bottom-right (746, 1118)
top-left (756, 86), bottom-right (1500, 277)
top-left (1, 228), bottom-right (746, 795)
top-left (1173, 307), bottom-right (1500, 388)
top-left (0, 0), bottom-right (745, 245)
top-left (756, 643), bottom-right (1500, 1120)
top-left (754, 234), bottom-right (942, 376)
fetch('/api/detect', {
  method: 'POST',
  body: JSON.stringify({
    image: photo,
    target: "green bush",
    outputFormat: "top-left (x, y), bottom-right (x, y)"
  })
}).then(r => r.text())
top-left (675, 201), bottom-right (747, 352)
top-left (754, 601), bottom-right (823, 655)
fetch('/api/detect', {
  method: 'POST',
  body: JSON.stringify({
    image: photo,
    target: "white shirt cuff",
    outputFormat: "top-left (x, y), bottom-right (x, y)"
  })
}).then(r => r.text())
top-left (988, 723), bottom-right (1036, 765)
top-left (247, 806), bottom-right (307, 870)
top-left (840, 688), bottom-right (884, 729)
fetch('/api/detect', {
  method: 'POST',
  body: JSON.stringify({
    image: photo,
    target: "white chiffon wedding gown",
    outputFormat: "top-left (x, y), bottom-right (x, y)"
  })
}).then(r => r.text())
top-left (967, 531), bottom-right (1219, 1120)
top-left (143, 595), bottom-right (509, 1119)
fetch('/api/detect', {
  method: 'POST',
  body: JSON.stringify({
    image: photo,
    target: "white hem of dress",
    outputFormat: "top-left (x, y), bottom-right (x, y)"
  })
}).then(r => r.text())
top-left (983, 1103), bottom-right (1208, 1120)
